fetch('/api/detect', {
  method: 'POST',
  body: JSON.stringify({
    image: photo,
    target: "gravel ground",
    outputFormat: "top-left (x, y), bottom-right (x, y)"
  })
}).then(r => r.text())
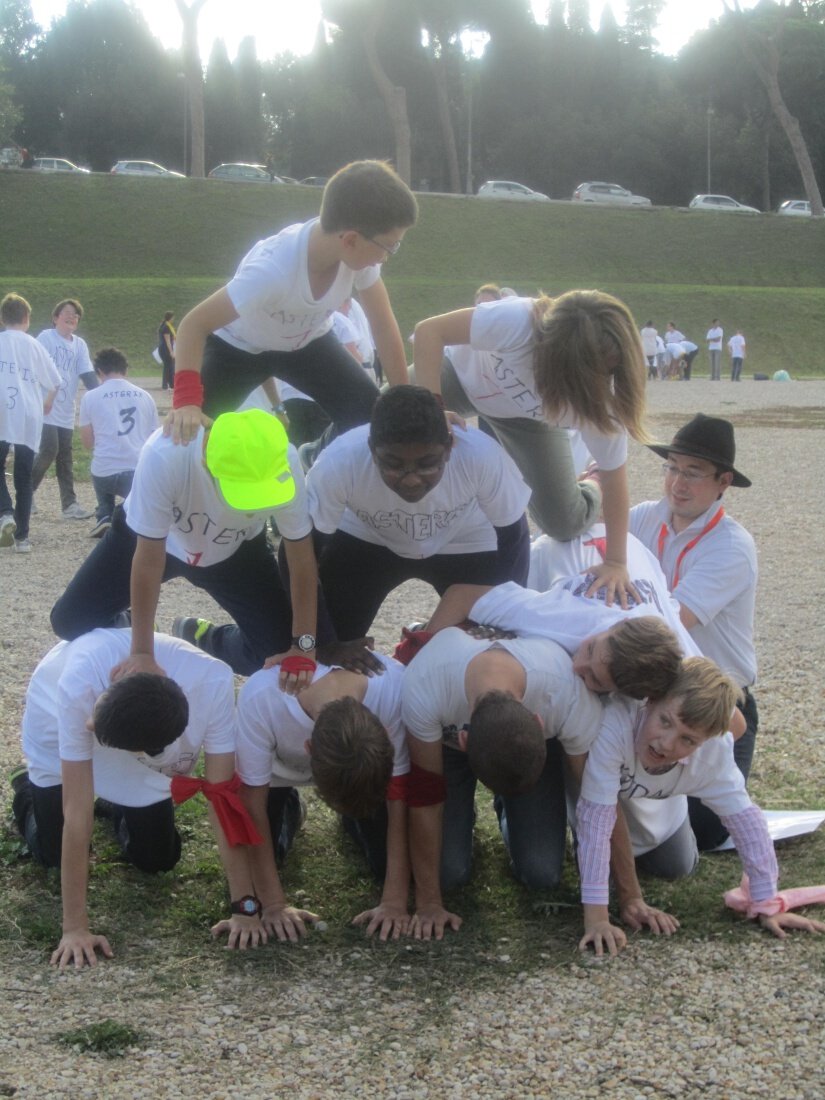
top-left (1, 377), bottom-right (824, 1098)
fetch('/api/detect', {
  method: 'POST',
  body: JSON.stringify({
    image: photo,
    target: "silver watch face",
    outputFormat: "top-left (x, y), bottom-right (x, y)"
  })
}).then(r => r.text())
top-left (238, 898), bottom-right (258, 916)
top-left (297, 634), bottom-right (316, 652)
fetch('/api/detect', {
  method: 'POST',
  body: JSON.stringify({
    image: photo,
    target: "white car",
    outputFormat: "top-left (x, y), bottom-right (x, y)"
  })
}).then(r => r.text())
top-left (689, 194), bottom-right (759, 213)
top-left (477, 180), bottom-right (550, 202)
top-left (32, 157), bottom-right (90, 173)
top-left (110, 160), bottom-right (185, 178)
top-left (777, 199), bottom-right (811, 217)
top-left (208, 162), bottom-right (277, 183)
top-left (572, 181), bottom-right (651, 206)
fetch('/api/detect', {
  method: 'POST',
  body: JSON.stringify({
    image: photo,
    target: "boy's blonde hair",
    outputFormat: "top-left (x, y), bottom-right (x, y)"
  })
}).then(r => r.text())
top-left (532, 289), bottom-right (648, 442)
top-left (310, 697), bottom-right (394, 819)
top-left (1, 293), bottom-right (31, 326)
top-left (668, 657), bottom-right (742, 737)
top-left (606, 617), bottom-right (682, 700)
top-left (320, 160), bottom-right (418, 238)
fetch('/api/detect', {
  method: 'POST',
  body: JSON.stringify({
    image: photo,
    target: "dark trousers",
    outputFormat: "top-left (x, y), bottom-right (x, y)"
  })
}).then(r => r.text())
top-left (201, 333), bottom-right (379, 449)
top-left (13, 776), bottom-right (181, 872)
top-left (32, 424), bottom-right (76, 509)
top-left (160, 352), bottom-right (175, 391)
top-left (689, 689), bottom-right (759, 850)
top-left (282, 399), bottom-right (331, 448)
top-left (91, 469), bottom-right (134, 521)
top-left (50, 506), bottom-right (295, 675)
top-left (682, 349), bottom-right (699, 380)
top-left (0, 440), bottom-right (35, 540)
top-left (314, 522), bottom-right (530, 641)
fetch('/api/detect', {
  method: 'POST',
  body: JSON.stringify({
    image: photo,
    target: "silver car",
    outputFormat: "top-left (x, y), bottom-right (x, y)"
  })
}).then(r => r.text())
top-left (777, 200), bottom-right (811, 217)
top-left (208, 163), bottom-right (277, 183)
top-left (110, 160), bottom-right (184, 177)
top-left (32, 157), bottom-right (90, 173)
top-left (689, 193), bottom-right (759, 213)
top-left (477, 180), bottom-right (550, 202)
top-left (572, 181), bottom-right (651, 206)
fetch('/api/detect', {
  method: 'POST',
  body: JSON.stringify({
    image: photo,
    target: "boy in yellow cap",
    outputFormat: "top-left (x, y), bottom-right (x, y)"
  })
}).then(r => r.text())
top-left (51, 409), bottom-right (320, 693)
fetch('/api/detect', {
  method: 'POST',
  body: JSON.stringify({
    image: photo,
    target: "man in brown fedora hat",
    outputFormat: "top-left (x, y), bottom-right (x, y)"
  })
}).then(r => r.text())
top-left (629, 413), bottom-right (757, 851)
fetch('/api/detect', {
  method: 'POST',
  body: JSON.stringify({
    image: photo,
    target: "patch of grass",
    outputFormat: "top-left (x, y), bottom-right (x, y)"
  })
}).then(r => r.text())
top-left (1, 171), bottom-right (824, 374)
top-left (56, 1019), bottom-right (144, 1058)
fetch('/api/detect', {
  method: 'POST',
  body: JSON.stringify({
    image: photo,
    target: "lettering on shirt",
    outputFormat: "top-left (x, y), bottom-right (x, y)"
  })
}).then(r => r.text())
top-left (0, 359), bottom-right (35, 382)
top-left (170, 506), bottom-right (251, 545)
top-left (487, 356), bottom-right (544, 419)
top-left (618, 762), bottom-right (676, 801)
top-left (354, 502), bottom-right (471, 540)
top-left (560, 573), bottom-right (664, 616)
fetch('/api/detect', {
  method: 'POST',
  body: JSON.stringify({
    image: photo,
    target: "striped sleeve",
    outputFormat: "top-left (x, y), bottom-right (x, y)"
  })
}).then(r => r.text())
top-left (577, 797), bottom-right (618, 906)
top-left (720, 804), bottom-right (778, 902)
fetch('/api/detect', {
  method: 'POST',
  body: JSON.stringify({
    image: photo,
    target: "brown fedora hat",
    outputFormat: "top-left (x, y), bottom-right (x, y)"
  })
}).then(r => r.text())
top-left (647, 413), bottom-right (751, 487)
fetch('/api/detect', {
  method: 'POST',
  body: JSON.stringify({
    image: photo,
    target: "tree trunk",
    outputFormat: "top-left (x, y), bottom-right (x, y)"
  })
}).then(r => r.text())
top-left (360, 17), bottom-right (412, 184)
top-left (430, 35), bottom-right (461, 193)
top-left (174, 0), bottom-right (208, 179)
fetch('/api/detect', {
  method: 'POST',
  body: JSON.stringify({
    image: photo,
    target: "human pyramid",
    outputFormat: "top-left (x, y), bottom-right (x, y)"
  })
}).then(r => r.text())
top-left (6, 160), bottom-right (823, 971)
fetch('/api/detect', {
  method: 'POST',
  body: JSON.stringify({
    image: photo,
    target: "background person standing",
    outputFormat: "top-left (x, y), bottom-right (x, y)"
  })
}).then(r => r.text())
top-left (706, 319), bottom-right (724, 380)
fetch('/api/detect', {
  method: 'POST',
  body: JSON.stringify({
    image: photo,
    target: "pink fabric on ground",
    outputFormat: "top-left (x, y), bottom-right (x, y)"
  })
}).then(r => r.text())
top-left (724, 875), bottom-right (825, 919)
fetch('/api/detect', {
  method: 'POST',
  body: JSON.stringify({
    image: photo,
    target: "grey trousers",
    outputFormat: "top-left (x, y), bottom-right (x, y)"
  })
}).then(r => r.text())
top-left (441, 357), bottom-right (601, 541)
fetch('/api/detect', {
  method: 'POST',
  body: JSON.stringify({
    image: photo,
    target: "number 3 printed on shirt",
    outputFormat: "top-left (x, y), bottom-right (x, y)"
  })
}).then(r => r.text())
top-left (5, 385), bottom-right (18, 409)
top-left (117, 406), bottom-right (137, 436)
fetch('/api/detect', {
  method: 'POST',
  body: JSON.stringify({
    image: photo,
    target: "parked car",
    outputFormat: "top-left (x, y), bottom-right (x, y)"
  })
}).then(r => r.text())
top-left (32, 157), bottom-right (90, 173)
top-left (689, 193), bottom-right (759, 213)
top-left (477, 180), bottom-right (550, 202)
top-left (300, 176), bottom-right (329, 187)
top-left (572, 181), bottom-right (651, 206)
top-left (777, 199), bottom-right (811, 217)
top-left (208, 162), bottom-right (275, 183)
top-left (110, 160), bottom-right (185, 177)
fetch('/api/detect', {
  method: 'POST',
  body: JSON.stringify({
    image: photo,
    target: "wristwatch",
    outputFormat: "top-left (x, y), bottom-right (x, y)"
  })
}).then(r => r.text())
top-left (291, 634), bottom-right (316, 653)
top-left (230, 895), bottom-right (262, 918)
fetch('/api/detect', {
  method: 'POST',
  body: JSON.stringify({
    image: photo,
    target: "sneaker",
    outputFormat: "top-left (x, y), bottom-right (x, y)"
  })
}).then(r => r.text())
top-left (62, 502), bottom-right (94, 520)
top-left (172, 616), bottom-right (214, 648)
top-left (13, 538), bottom-right (32, 553)
top-left (0, 514), bottom-right (15, 547)
top-left (90, 516), bottom-right (112, 538)
top-left (111, 610), bottom-right (132, 629)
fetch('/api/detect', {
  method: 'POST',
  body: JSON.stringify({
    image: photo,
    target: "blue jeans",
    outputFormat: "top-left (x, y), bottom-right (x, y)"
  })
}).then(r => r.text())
top-left (92, 469), bottom-right (135, 521)
top-left (50, 505), bottom-right (301, 676)
top-left (441, 739), bottom-right (568, 892)
top-left (0, 440), bottom-right (35, 540)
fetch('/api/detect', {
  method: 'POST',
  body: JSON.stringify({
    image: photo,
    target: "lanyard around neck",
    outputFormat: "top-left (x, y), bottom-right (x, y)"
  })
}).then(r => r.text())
top-left (658, 506), bottom-right (725, 589)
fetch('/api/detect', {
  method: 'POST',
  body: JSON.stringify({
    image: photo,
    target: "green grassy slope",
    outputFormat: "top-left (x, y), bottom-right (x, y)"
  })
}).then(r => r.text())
top-left (2, 171), bottom-right (824, 374)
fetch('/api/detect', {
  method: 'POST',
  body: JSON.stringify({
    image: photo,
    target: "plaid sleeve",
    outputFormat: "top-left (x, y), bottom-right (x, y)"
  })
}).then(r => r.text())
top-left (577, 797), bottom-right (618, 906)
top-left (720, 804), bottom-right (778, 902)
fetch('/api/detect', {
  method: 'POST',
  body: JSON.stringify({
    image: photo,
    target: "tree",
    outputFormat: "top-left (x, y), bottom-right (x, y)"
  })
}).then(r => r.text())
top-left (0, 63), bottom-right (21, 139)
top-left (174, 0), bottom-right (208, 178)
top-left (204, 39), bottom-right (240, 168)
top-left (623, 0), bottom-right (664, 52)
top-left (723, 1), bottom-right (823, 215)
top-left (235, 36), bottom-right (264, 161)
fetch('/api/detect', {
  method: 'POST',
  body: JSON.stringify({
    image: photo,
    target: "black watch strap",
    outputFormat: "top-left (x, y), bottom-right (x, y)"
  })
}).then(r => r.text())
top-left (230, 895), bottom-right (262, 917)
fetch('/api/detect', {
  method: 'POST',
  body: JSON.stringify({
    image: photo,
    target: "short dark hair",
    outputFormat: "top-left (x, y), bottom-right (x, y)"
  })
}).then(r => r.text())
top-left (466, 690), bottom-right (546, 796)
top-left (369, 385), bottom-right (450, 449)
top-left (94, 346), bottom-right (129, 375)
top-left (1, 293), bottom-right (31, 325)
top-left (320, 160), bottom-right (418, 237)
top-left (52, 298), bottom-right (83, 320)
top-left (93, 674), bottom-right (189, 755)
top-left (163, 311), bottom-right (174, 322)
top-left (606, 617), bottom-right (682, 700)
top-left (310, 697), bottom-right (394, 818)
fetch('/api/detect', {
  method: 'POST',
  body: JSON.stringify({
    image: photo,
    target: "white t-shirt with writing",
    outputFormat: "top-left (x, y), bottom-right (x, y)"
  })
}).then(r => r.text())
top-left (307, 424), bottom-right (530, 558)
top-left (37, 328), bottom-right (93, 430)
top-left (124, 426), bottom-right (311, 567)
top-left (402, 628), bottom-right (602, 756)
top-left (728, 334), bottom-right (746, 358)
top-left (216, 219), bottom-right (382, 354)
top-left (22, 629), bottom-right (236, 807)
top-left (0, 329), bottom-right (61, 450)
top-left (79, 376), bottom-right (159, 476)
top-left (446, 297), bottom-right (627, 470)
top-left (706, 326), bottom-right (724, 350)
top-left (236, 654), bottom-right (409, 788)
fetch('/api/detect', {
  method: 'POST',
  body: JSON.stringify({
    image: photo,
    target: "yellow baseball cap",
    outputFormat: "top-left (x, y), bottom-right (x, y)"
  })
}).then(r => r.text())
top-left (205, 409), bottom-right (296, 511)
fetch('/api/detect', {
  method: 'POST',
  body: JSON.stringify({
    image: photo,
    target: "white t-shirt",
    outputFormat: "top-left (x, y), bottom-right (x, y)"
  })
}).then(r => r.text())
top-left (22, 629), bottom-right (236, 807)
top-left (581, 696), bottom-right (752, 852)
top-left (728, 334), bottom-right (746, 358)
top-left (706, 326), bottom-right (724, 350)
top-left (478, 525), bottom-right (698, 659)
top-left (124, 426), bottom-right (311, 567)
top-left (0, 329), bottom-right (61, 450)
top-left (447, 297), bottom-right (627, 471)
top-left (640, 327), bottom-right (658, 357)
top-left (347, 297), bottom-right (375, 364)
top-left (215, 219), bottom-right (382, 354)
top-left (630, 500), bottom-right (757, 685)
top-left (664, 329), bottom-right (685, 348)
top-left (236, 654), bottom-right (409, 788)
top-left (402, 628), bottom-right (602, 757)
top-left (37, 328), bottom-right (93, 429)
top-left (307, 424), bottom-right (530, 558)
top-left (78, 377), bottom-right (159, 476)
